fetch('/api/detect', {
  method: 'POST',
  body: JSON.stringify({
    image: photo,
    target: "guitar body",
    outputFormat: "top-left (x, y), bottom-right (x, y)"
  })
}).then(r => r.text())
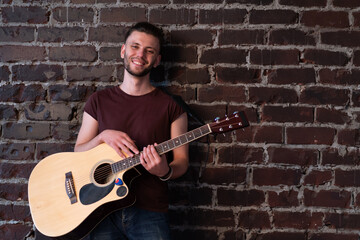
top-left (28, 144), bottom-right (139, 239)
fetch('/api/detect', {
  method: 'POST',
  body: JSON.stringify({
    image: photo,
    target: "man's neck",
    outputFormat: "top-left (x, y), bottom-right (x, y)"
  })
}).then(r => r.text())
top-left (120, 72), bottom-right (155, 96)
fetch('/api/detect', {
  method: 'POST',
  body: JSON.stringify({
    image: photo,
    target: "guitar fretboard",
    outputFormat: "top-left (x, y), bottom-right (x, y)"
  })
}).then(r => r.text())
top-left (111, 124), bottom-right (211, 174)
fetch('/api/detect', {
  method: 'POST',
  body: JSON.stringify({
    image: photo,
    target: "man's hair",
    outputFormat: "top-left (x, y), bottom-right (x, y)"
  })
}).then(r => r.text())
top-left (124, 22), bottom-right (164, 54)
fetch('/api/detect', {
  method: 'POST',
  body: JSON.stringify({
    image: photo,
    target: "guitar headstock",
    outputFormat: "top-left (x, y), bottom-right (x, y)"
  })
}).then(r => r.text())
top-left (209, 111), bottom-right (250, 134)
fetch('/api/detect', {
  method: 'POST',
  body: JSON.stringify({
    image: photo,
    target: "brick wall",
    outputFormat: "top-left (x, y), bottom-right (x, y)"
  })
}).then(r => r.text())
top-left (1, 0), bottom-right (360, 239)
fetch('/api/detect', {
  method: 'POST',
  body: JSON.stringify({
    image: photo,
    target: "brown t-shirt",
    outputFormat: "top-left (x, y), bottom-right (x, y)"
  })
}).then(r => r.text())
top-left (84, 86), bottom-right (184, 212)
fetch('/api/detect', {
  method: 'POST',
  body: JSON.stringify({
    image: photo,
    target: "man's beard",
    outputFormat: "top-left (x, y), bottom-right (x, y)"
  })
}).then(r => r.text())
top-left (123, 53), bottom-right (154, 77)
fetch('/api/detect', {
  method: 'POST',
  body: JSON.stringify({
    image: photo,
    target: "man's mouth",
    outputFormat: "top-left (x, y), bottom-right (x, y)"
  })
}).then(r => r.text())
top-left (132, 58), bottom-right (146, 66)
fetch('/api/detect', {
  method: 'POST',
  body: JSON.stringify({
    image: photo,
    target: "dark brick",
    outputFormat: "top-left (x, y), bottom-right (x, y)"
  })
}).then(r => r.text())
top-left (99, 47), bottom-right (122, 61)
top-left (0, 143), bottom-right (35, 160)
top-left (273, 211), bottom-right (323, 229)
top-left (287, 127), bottom-right (335, 145)
top-left (268, 147), bottom-right (318, 166)
top-left (123, 0), bottom-right (167, 2)
top-left (238, 210), bottom-right (271, 229)
top-left (321, 31), bottom-right (360, 47)
top-left (253, 168), bottom-right (302, 186)
top-left (0, 66), bottom-right (10, 81)
top-left (168, 67), bottom-right (210, 85)
top-left (301, 11), bottom-right (349, 28)
top-left (0, 84), bottom-right (46, 103)
top-left (268, 190), bottom-right (299, 207)
top-left (309, 233), bottom-right (359, 240)
top-left (2, 122), bottom-right (51, 140)
top-left (0, 104), bottom-right (18, 120)
top-left (0, 162), bottom-right (35, 179)
top-left (219, 29), bottom-right (265, 45)
top-left (169, 30), bottom-right (213, 45)
top-left (223, 230), bottom-right (246, 240)
top-left (13, 64), bottom-right (63, 82)
top-left (199, 9), bottom-right (247, 24)
top-left (53, 7), bottom-right (94, 23)
top-left (300, 86), bottom-right (349, 106)
top-left (337, 129), bottom-right (360, 146)
top-left (336, 169), bottom-right (360, 187)
top-left (279, 0), bottom-right (326, 7)
top-left (169, 185), bottom-right (212, 206)
top-left (353, 90), bottom-right (360, 107)
top-left (199, 167), bottom-right (246, 185)
top-left (304, 169), bottom-right (333, 186)
top-left (250, 232), bottom-right (306, 240)
top-left (0, 183), bottom-right (28, 201)
top-left (162, 46), bottom-right (197, 63)
top-left (0, 204), bottom-right (31, 221)
top-left (174, 0), bottom-right (225, 3)
top-left (250, 49), bottom-right (299, 65)
top-left (162, 85), bottom-right (195, 102)
top-left (333, 0), bottom-right (360, 8)
top-left (38, 27), bottom-right (85, 42)
top-left (269, 29), bottom-right (316, 45)
top-left (188, 104), bottom-right (227, 123)
top-left (0, 224), bottom-right (32, 240)
top-left (67, 65), bottom-right (116, 82)
top-left (36, 143), bottom-right (74, 159)
top-left (305, 189), bottom-right (351, 208)
top-left (100, 7), bottom-right (147, 23)
top-left (303, 49), bottom-right (349, 66)
top-left (150, 9), bottom-right (196, 24)
top-left (323, 148), bottom-right (360, 166)
top-left (218, 146), bottom-right (263, 164)
top-left (267, 68), bottom-right (315, 85)
top-left (52, 123), bottom-right (78, 141)
top-left (262, 106), bottom-right (313, 123)
top-left (354, 12), bottom-right (360, 27)
top-left (201, 48), bottom-right (247, 64)
top-left (0, 46), bottom-right (46, 62)
top-left (49, 46), bottom-right (97, 62)
top-left (171, 229), bottom-right (218, 240)
top-left (249, 10), bottom-right (298, 24)
top-left (223, 0), bottom-right (273, 4)
top-left (89, 26), bottom-right (127, 43)
top-left (215, 67), bottom-right (261, 84)
top-left (325, 213), bottom-right (360, 229)
top-left (217, 189), bottom-right (265, 206)
top-left (0, 26), bottom-right (34, 42)
top-left (316, 108), bottom-right (350, 124)
top-left (198, 85), bottom-right (246, 103)
top-left (2, 6), bottom-right (49, 24)
top-left (24, 103), bottom-right (73, 121)
top-left (236, 125), bottom-right (283, 144)
top-left (249, 87), bottom-right (298, 104)
top-left (319, 68), bottom-right (360, 85)
top-left (49, 84), bottom-right (96, 101)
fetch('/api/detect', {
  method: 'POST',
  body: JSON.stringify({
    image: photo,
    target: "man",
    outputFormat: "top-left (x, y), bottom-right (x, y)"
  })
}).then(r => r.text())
top-left (75, 22), bottom-right (189, 239)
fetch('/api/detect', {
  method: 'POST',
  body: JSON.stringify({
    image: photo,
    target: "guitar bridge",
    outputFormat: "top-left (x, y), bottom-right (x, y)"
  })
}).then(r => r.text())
top-left (65, 171), bottom-right (77, 204)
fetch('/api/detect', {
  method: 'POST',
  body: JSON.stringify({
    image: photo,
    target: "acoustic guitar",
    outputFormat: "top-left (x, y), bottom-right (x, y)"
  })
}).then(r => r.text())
top-left (28, 111), bottom-right (249, 239)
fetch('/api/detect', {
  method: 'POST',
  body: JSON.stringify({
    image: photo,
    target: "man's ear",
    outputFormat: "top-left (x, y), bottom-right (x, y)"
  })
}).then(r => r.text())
top-left (153, 54), bottom-right (161, 68)
top-left (120, 44), bottom-right (125, 59)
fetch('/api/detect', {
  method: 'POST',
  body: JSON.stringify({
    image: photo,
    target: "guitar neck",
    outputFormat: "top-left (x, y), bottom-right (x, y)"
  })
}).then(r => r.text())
top-left (111, 124), bottom-right (212, 174)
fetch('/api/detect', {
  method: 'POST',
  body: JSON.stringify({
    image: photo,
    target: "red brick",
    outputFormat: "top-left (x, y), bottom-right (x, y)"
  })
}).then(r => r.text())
top-left (325, 213), bottom-right (360, 229)
top-left (0, 84), bottom-right (46, 103)
top-left (0, 162), bottom-right (35, 179)
top-left (198, 85), bottom-right (246, 103)
top-left (323, 148), bottom-right (360, 166)
top-left (123, 0), bottom-right (167, 2)
top-left (49, 46), bottom-right (97, 62)
top-left (0, 143), bottom-right (35, 160)
top-left (53, 7), bottom-right (94, 23)
top-left (279, 0), bottom-right (326, 7)
top-left (300, 86), bottom-right (349, 106)
top-left (0, 204), bottom-right (31, 221)
top-left (162, 85), bottom-right (195, 102)
top-left (236, 125), bottom-right (283, 144)
top-left (353, 90), bottom-right (360, 107)
top-left (0, 45), bottom-right (46, 62)
top-left (319, 68), bottom-right (360, 85)
top-left (321, 31), bottom-right (360, 47)
top-left (0, 183), bottom-right (28, 201)
top-left (269, 29), bottom-right (316, 45)
top-left (169, 30), bottom-right (213, 45)
top-left (249, 87), bottom-right (298, 104)
top-left (250, 232), bottom-right (306, 240)
top-left (0, 26), bottom-right (34, 42)
top-left (201, 48), bottom-right (247, 64)
top-left (168, 67), bottom-right (210, 85)
top-left (2, 6), bottom-right (49, 24)
top-left (223, 230), bottom-right (246, 240)
top-left (353, 50), bottom-right (360, 66)
top-left (215, 67), bottom-right (261, 84)
top-left (238, 210), bottom-right (271, 229)
top-left (250, 49), bottom-right (299, 65)
top-left (273, 211), bottom-right (323, 229)
top-left (301, 11), bottom-right (349, 28)
top-left (0, 66), bottom-right (10, 81)
top-left (227, 0), bottom-right (272, 4)
top-left (338, 129), bottom-right (360, 145)
top-left (99, 47), bottom-right (122, 61)
top-left (218, 189), bottom-right (265, 206)
top-left (262, 106), bottom-right (313, 123)
top-left (199, 167), bottom-right (247, 185)
top-left (38, 27), bottom-right (84, 42)
top-left (304, 170), bottom-right (333, 186)
top-left (36, 143), bottom-right (74, 159)
top-left (199, 9), bottom-right (247, 24)
top-left (335, 169), bottom-right (360, 187)
top-left (249, 10), bottom-right (298, 24)
top-left (303, 49), bottom-right (349, 66)
top-left (13, 64), bottom-right (63, 82)
top-left (354, 12), bottom-right (360, 27)
top-left (268, 190), bottom-right (299, 207)
top-left (100, 7), bottom-right (147, 23)
top-left (253, 167), bottom-right (302, 186)
top-left (333, 0), bottom-right (360, 8)
top-left (219, 29), bottom-right (265, 45)
top-left (267, 68), bottom-right (315, 85)
top-left (150, 9), bottom-right (196, 25)
top-left (0, 224), bottom-right (32, 240)
top-left (218, 146), bottom-right (263, 164)
top-left (173, 0), bottom-right (220, 2)
top-left (89, 26), bottom-right (127, 43)
top-left (304, 189), bottom-right (351, 208)
top-left (316, 108), bottom-right (350, 124)
top-left (287, 127), bottom-right (335, 145)
top-left (268, 147), bottom-right (318, 166)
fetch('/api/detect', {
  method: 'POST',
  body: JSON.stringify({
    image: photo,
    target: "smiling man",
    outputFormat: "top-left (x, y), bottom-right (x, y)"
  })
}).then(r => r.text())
top-left (74, 22), bottom-right (189, 240)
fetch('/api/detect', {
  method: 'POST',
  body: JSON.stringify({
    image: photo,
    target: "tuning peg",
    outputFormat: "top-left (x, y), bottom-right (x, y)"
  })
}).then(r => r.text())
top-left (214, 117), bottom-right (220, 123)
top-left (233, 111), bottom-right (239, 117)
top-left (225, 114), bottom-right (229, 120)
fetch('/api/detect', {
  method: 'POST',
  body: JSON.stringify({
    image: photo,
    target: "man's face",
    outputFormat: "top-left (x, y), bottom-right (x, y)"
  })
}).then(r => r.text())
top-left (121, 31), bottom-right (161, 77)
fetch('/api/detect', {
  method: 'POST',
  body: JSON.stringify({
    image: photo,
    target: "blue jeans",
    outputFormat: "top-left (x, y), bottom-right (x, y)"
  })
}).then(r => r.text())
top-left (87, 206), bottom-right (170, 240)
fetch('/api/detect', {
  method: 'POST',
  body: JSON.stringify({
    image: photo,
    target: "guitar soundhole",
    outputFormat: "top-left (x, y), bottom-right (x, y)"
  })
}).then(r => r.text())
top-left (93, 163), bottom-right (113, 185)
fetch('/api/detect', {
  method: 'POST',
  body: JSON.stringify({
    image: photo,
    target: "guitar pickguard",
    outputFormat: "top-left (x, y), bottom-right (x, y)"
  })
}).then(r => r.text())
top-left (79, 182), bottom-right (115, 205)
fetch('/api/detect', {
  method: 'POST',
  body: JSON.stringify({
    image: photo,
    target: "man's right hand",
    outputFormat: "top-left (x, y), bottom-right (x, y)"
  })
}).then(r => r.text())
top-left (99, 129), bottom-right (139, 158)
